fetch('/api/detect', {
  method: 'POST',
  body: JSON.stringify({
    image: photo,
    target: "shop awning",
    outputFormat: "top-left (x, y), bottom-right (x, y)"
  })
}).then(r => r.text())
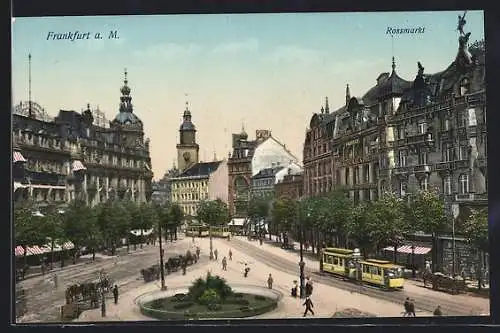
top-left (13, 151), bottom-right (27, 163)
top-left (130, 229), bottom-right (154, 236)
top-left (72, 160), bottom-right (87, 172)
top-left (228, 218), bottom-right (246, 226)
top-left (15, 241), bottom-right (75, 257)
top-left (383, 245), bottom-right (431, 255)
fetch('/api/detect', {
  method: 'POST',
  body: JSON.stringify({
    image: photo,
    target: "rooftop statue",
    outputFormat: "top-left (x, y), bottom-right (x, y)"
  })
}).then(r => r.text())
top-left (457, 10), bottom-right (467, 36)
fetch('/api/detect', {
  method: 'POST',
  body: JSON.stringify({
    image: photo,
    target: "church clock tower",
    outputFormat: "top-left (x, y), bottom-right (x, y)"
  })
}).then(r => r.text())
top-left (176, 101), bottom-right (199, 172)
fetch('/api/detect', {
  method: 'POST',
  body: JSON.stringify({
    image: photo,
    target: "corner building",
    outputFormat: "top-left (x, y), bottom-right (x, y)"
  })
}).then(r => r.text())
top-left (304, 30), bottom-right (486, 215)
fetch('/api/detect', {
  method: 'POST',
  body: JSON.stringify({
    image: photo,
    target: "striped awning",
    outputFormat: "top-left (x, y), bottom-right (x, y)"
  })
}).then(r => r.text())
top-left (13, 151), bottom-right (27, 163)
top-left (15, 241), bottom-right (75, 257)
top-left (72, 160), bottom-right (86, 172)
top-left (383, 245), bottom-right (431, 255)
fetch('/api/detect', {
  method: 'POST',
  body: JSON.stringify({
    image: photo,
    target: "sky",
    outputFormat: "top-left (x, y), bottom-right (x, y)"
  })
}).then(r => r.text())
top-left (11, 11), bottom-right (485, 180)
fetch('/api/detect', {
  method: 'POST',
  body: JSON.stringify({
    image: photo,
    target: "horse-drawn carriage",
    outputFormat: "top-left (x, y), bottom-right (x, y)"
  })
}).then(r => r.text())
top-left (141, 250), bottom-right (199, 282)
top-left (64, 275), bottom-right (113, 306)
top-left (422, 271), bottom-right (467, 294)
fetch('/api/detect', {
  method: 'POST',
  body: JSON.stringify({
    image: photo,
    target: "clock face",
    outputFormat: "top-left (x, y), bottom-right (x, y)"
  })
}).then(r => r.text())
top-left (183, 151), bottom-right (191, 162)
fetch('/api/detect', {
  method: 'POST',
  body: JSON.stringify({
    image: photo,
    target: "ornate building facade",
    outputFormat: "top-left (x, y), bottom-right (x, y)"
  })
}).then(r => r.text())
top-left (227, 128), bottom-right (299, 218)
top-left (170, 161), bottom-right (222, 218)
top-left (250, 164), bottom-right (284, 198)
top-left (12, 70), bottom-right (154, 207)
top-left (274, 162), bottom-right (304, 201)
top-left (303, 23), bottom-right (486, 215)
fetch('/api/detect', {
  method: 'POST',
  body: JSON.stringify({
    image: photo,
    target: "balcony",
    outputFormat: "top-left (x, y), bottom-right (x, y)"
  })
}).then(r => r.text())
top-left (408, 133), bottom-right (434, 147)
top-left (25, 170), bottom-right (66, 186)
top-left (477, 157), bottom-right (487, 169)
top-left (393, 166), bottom-right (412, 174)
top-left (455, 193), bottom-right (476, 201)
top-left (435, 161), bottom-right (454, 171)
top-left (414, 164), bottom-right (432, 174)
top-left (439, 129), bottom-right (453, 141)
top-left (466, 92), bottom-right (486, 107)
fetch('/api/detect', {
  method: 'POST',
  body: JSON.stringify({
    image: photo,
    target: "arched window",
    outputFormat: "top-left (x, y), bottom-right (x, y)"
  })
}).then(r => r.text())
top-left (443, 176), bottom-right (452, 195)
top-left (459, 174), bottom-right (469, 194)
top-left (420, 177), bottom-right (429, 191)
top-left (460, 78), bottom-right (470, 96)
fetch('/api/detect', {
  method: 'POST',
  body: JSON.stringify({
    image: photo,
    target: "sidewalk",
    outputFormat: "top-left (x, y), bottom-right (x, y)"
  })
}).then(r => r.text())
top-left (75, 237), bottom-right (429, 321)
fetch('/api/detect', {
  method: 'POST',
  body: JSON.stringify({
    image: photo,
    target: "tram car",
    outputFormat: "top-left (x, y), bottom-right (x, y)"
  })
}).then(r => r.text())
top-left (320, 247), bottom-right (404, 290)
top-left (185, 225), bottom-right (210, 237)
top-left (210, 226), bottom-right (232, 239)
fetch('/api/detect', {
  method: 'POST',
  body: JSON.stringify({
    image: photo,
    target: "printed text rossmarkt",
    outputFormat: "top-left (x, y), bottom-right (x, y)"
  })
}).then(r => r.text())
top-left (46, 30), bottom-right (120, 41)
top-left (386, 26), bottom-right (425, 35)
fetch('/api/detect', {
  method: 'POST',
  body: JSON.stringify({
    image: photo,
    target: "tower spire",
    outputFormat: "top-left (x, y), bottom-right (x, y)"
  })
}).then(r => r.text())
top-left (346, 84), bottom-right (351, 105)
top-left (325, 96), bottom-right (329, 114)
top-left (391, 56), bottom-right (396, 73)
top-left (28, 53), bottom-right (33, 118)
top-left (119, 68), bottom-right (132, 112)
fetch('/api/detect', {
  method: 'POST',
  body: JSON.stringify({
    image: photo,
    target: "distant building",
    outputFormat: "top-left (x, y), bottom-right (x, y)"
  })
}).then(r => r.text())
top-left (208, 158), bottom-right (229, 204)
top-left (275, 162), bottom-right (304, 200)
top-left (228, 128), bottom-right (299, 218)
top-left (251, 164), bottom-right (284, 198)
top-left (170, 161), bottom-right (222, 218)
top-left (152, 165), bottom-right (180, 205)
top-left (12, 69), bottom-right (153, 206)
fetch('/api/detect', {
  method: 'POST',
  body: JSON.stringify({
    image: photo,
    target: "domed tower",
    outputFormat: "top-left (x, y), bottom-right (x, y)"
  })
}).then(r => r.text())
top-left (110, 69), bottom-right (144, 147)
top-left (176, 100), bottom-right (199, 172)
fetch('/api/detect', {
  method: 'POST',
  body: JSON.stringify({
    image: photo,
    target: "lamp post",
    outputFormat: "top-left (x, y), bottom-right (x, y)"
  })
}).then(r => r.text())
top-left (411, 245), bottom-right (416, 278)
top-left (299, 211), bottom-right (310, 299)
top-left (98, 270), bottom-right (106, 317)
top-left (451, 203), bottom-right (459, 277)
top-left (158, 219), bottom-right (166, 290)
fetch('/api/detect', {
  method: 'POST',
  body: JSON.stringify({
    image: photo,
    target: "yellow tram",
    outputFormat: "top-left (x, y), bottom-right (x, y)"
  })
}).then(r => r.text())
top-left (320, 247), bottom-right (404, 290)
top-left (210, 226), bottom-right (232, 239)
top-left (185, 225), bottom-right (210, 237)
top-left (185, 225), bottom-right (231, 239)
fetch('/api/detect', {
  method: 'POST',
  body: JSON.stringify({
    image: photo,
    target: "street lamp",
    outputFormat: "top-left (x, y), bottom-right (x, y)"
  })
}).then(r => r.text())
top-left (451, 203), bottom-right (460, 277)
top-left (158, 219), bottom-right (166, 290)
top-left (353, 248), bottom-right (361, 281)
top-left (299, 211), bottom-right (310, 299)
top-left (411, 245), bottom-right (416, 278)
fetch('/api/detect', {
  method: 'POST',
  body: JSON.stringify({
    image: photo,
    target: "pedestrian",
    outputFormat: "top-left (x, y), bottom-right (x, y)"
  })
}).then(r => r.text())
top-left (408, 298), bottom-right (416, 317)
top-left (214, 249), bottom-right (218, 261)
top-left (113, 284), bottom-right (119, 305)
top-left (291, 280), bottom-right (298, 297)
top-left (305, 277), bottom-right (313, 297)
top-left (229, 249), bottom-right (233, 261)
top-left (53, 274), bottom-right (58, 289)
top-left (302, 296), bottom-right (315, 317)
top-left (222, 256), bottom-right (227, 271)
top-left (433, 305), bottom-right (442, 316)
top-left (403, 297), bottom-right (410, 317)
top-left (267, 274), bottom-right (274, 289)
top-left (196, 246), bottom-right (200, 259)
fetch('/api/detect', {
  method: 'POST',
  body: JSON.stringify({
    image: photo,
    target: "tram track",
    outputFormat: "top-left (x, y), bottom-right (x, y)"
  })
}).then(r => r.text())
top-left (16, 240), bottom-right (204, 323)
top-left (230, 238), bottom-right (487, 316)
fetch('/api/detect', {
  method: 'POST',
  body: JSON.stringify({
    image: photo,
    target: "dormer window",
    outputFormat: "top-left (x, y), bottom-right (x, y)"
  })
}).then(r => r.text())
top-left (460, 78), bottom-right (470, 96)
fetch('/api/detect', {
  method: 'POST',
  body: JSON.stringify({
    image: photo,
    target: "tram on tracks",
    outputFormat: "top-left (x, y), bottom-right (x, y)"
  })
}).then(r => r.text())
top-left (320, 247), bottom-right (404, 290)
top-left (185, 225), bottom-right (231, 239)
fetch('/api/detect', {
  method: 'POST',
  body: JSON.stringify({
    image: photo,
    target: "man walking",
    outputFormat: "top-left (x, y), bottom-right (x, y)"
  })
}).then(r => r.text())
top-left (222, 256), bottom-right (228, 271)
top-left (214, 249), bottom-right (219, 261)
top-left (302, 296), bottom-right (314, 317)
top-left (267, 274), bottom-right (274, 289)
top-left (403, 297), bottom-right (411, 317)
top-left (433, 305), bottom-right (442, 316)
top-left (229, 249), bottom-right (233, 261)
top-left (305, 277), bottom-right (313, 297)
top-left (113, 284), bottom-right (119, 305)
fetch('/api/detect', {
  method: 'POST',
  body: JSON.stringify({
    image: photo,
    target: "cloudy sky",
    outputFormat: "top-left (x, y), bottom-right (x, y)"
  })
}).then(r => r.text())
top-left (11, 11), bottom-right (484, 180)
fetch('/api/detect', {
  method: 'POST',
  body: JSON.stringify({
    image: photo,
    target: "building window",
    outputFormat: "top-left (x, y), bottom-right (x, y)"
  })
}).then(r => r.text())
top-left (400, 181), bottom-right (407, 196)
top-left (459, 174), bottom-right (469, 194)
top-left (398, 150), bottom-right (407, 167)
top-left (458, 111), bottom-right (468, 128)
top-left (459, 145), bottom-right (469, 160)
top-left (418, 150), bottom-right (428, 165)
top-left (443, 176), bottom-right (452, 195)
top-left (345, 168), bottom-right (350, 185)
top-left (418, 121), bottom-right (427, 134)
top-left (444, 143), bottom-right (454, 162)
top-left (420, 177), bottom-right (429, 191)
top-left (460, 78), bottom-right (470, 96)
top-left (398, 126), bottom-right (405, 139)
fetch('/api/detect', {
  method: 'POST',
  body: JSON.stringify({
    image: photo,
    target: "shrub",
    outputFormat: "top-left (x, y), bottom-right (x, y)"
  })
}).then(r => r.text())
top-left (198, 289), bottom-right (221, 305)
top-left (239, 306), bottom-right (251, 312)
top-left (233, 293), bottom-right (244, 298)
top-left (207, 303), bottom-right (222, 311)
top-left (254, 295), bottom-right (266, 301)
top-left (227, 298), bottom-right (249, 305)
top-left (173, 302), bottom-right (194, 310)
top-left (173, 293), bottom-right (187, 302)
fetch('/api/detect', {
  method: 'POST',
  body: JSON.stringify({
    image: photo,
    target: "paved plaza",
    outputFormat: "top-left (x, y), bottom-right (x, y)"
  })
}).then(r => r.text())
top-left (75, 236), bottom-right (434, 321)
